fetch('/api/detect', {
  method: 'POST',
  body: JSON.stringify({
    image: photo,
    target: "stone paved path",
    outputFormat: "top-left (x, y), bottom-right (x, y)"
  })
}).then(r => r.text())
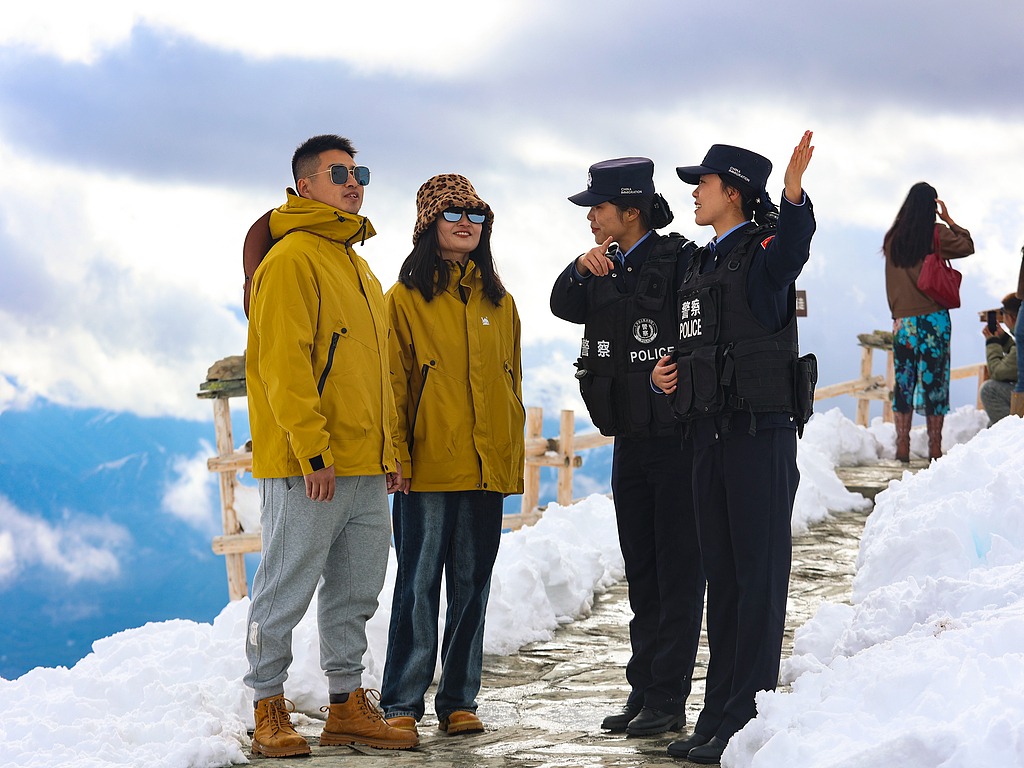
top-left (247, 495), bottom-right (879, 767)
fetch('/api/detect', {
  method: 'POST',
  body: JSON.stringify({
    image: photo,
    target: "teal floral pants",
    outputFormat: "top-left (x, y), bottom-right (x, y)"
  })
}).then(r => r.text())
top-left (892, 311), bottom-right (951, 416)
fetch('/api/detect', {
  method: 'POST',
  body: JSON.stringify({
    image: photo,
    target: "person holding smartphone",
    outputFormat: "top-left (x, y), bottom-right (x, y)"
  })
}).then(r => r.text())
top-left (980, 294), bottom-right (1020, 424)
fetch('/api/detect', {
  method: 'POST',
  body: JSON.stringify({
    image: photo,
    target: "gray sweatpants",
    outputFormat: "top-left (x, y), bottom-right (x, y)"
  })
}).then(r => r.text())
top-left (243, 474), bottom-right (391, 702)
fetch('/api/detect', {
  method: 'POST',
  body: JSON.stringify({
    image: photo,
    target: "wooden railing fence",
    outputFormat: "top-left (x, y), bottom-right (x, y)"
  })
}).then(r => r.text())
top-left (199, 336), bottom-right (989, 600)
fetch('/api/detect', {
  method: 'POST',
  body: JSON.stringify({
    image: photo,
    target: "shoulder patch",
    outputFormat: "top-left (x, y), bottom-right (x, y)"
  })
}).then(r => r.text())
top-left (760, 235), bottom-right (775, 249)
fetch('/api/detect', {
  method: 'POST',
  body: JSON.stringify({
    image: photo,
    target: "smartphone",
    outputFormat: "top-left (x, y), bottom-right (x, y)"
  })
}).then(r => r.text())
top-left (987, 310), bottom-right (998, 334)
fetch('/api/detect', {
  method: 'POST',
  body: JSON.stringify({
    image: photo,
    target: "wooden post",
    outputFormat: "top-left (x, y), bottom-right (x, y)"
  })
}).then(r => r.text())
top-left (856, 346), bottom-right (873, 427)
top-left (557, 409), bottom-right (575, 506)
top-left (976, 364), bottom-right (989, 410)
top-left (521, 406), bottom-right (544, 521)
top-left (212, 398), bottom-right (248, 601)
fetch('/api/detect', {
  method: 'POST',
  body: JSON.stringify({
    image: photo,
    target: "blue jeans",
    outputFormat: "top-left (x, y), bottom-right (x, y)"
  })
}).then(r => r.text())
top-left (380, 490), bottom-right (503, 721)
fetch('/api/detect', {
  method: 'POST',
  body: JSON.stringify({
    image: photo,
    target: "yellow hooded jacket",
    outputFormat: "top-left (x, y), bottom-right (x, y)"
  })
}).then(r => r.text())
top-left (246, 191), bottom-right (399, 478)
top-left (386, 260), bottom-right (525, 494)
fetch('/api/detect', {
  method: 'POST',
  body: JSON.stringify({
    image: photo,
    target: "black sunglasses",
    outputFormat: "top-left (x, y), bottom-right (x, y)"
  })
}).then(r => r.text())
top-left (441, 207), bottom-right (486, 224)
top-left (306, 164), bottom-right (371, 186)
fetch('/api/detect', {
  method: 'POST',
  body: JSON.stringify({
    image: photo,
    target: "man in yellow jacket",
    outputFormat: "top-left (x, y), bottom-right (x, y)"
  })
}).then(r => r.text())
top-left (243, 134), bottom-right (415, 757)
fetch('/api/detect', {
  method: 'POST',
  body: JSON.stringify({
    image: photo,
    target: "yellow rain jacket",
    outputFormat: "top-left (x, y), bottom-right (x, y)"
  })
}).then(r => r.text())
top-left (246, 191), bottom-right (398, 478)
top-left (386, 260), bottom-right (525, 494)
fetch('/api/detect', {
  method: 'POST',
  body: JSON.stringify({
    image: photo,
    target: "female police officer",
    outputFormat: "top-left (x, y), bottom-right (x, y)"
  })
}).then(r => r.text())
top-left (653, 131), bottom-right (815, 764)
top-left (550, 158), bottom-right (705, 737)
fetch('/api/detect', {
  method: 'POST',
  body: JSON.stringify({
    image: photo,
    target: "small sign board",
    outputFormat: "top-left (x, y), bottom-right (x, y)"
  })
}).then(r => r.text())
top-left (795, 289), bottom-right (808, 318)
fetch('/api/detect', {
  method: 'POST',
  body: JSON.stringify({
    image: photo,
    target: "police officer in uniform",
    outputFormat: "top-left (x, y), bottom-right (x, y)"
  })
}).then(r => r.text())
top-left (550, 158), bottom-right (705, 737)
top-left (653, 132), bottom-right (815, 764)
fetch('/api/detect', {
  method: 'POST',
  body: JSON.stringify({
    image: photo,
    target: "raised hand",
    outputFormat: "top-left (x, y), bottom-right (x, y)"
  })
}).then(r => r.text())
top-left (784, 130), bottom-right (814, 204)
top-left (936, 198), bottom-right (955, 226)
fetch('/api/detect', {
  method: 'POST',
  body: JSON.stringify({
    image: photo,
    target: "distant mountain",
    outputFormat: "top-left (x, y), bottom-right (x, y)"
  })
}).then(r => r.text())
top-left (0, 403), bottom-right (254, 678)
top-left (0, 345), bottom-right (613, 679)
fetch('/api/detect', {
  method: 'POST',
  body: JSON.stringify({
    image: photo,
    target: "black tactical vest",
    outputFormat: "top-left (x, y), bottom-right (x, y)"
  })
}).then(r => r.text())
top-left (670, 224), bottom-right (815, 431)
top-left (574, 234), bottom-right (697, 438)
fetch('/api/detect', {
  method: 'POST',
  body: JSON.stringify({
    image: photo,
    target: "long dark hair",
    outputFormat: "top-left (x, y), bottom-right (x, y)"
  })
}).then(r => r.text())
top-left (609, 192), bottom-right (674, 231)
top-left (884, 182), bottom-right (938, 268)
top-left (718, 175), bottom-right (779, 227)
top-left (398, 220), bottom-right (506, 305)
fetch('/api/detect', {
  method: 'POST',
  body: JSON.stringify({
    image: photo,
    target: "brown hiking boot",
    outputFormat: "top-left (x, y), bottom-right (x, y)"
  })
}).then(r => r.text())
top-left (438, 710), bottom-right (484, 735)
top-left (319, 688), bottom-right (418, 749)
top-left (386, 716), bottom-right (419, 738)
top-left (251, 694), bottom-right (311, 758)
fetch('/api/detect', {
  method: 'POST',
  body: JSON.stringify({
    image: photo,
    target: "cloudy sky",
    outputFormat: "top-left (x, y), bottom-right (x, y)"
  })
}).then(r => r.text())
top-left (2, 1), bottom-right (1023, 421)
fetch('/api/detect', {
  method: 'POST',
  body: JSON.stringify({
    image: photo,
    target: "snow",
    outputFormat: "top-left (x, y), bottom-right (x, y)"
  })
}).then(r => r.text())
top-left (727, 414), bottom-right (1024, 768)
top-left (4, 409), bottom-right (1023, 768)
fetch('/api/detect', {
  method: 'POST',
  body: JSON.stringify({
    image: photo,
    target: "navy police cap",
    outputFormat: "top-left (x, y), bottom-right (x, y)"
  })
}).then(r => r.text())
top-left (569, 157), bottom-right (655, 206)
top-left (676, 145), bottom-right (772, 192)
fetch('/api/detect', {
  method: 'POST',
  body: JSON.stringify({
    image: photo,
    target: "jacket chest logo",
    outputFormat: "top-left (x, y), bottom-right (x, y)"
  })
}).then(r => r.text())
top-left (481, 316), bottom-right (490, 326)
top-left (633, 318), bottom-right (658, 344)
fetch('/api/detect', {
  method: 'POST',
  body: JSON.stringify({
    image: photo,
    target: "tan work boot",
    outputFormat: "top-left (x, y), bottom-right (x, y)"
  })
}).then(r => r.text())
top-left (251, 694), bottom-right (311, 758)
top-left (319, 688), bottom-right (418, 749)
top-left (386, 715), bottom-right (419, 738)
top-left (439, 710), bottom-right (485, 735)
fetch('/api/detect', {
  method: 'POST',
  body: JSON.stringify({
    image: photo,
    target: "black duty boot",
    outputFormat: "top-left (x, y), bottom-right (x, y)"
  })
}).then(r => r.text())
top-left (667, 731), bottom-right (711, 757)
top-left (687, 736), bottom-right (728, 764)
top-left (624, 707), bottom-right (685, 736)
top-left (600, 703), bottom-right (642, 732)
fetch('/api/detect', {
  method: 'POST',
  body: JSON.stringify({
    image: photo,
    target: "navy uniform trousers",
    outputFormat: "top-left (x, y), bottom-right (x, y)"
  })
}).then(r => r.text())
top-left (611, 433), bottom-right (705, 714)
top-left (691, 421), bottom-right (799, 742)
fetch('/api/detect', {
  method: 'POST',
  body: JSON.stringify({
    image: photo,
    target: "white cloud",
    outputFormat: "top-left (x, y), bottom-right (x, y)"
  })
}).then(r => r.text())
top-left (0, 496), bottom-right (130, 586)
top-left (0, 530), bottom-right (16, 582)
top-left (3, 2), bottom-right (1023, 423)
top-left (0, 1), bottom-right (553, 75)
top-left (0, 140), bottom-right (249, 419)
top-left (161, 442), bottom-right (219, 530)
top-left (0, 375), bottom-right (32, 416)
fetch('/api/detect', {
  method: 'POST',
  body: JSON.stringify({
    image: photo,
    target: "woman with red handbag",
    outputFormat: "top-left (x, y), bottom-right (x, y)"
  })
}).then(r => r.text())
top-left (884, 182), bottom-right (974, 461)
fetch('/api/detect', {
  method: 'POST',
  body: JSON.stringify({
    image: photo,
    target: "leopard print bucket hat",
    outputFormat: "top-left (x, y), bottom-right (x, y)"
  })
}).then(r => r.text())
top-left (413, 174), bottom-right (494, 244)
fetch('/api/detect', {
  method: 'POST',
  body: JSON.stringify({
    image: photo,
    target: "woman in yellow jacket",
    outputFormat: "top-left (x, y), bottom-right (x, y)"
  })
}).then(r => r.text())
top-left (379, 174), bottom-right (525, 738)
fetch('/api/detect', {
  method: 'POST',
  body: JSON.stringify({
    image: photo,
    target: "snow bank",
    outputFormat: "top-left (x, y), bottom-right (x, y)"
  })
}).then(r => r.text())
top-left (728, 416), bottom-right (1024, 768)
top-left (0, 492), bottom-right (623, 767)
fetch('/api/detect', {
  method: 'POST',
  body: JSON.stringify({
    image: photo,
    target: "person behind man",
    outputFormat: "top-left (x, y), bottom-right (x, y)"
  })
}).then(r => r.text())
top-left (244, 134), bottom-right (416, 757)
top-left (980, 293), bottom-right (1020, 424)
top-left (550, 158), bottom-right (705, 737)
